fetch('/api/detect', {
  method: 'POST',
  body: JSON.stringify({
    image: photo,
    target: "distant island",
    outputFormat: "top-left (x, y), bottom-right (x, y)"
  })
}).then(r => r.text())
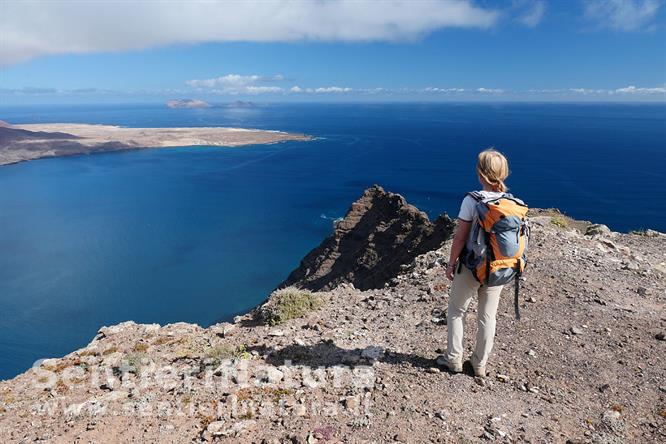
top-left (0, 122), bottom-right (312, 166)
top-left (165, 99), bottom-right (211, 109)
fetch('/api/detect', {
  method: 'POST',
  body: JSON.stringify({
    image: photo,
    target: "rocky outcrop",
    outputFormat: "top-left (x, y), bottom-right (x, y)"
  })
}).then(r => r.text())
top-left (280, 185), bottom-right (455, 291)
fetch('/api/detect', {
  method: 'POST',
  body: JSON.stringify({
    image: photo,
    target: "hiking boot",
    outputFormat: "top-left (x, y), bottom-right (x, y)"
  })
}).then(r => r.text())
top-left (436, 355), bottom-right (462, 373)
top-left (470, 356), bottom-right (487, 377)
top-left (473, 366), bottom-right (487, 377)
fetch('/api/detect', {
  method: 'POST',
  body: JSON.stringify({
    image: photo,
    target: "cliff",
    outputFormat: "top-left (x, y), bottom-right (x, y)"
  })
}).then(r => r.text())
top-left (0, 187), bottom-right (664, 443)
top-left (280, 185), bottom-right (455, 291)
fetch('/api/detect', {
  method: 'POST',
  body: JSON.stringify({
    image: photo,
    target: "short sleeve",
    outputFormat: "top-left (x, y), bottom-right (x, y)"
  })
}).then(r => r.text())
top-left (457, 195), bottom-right (476, 222)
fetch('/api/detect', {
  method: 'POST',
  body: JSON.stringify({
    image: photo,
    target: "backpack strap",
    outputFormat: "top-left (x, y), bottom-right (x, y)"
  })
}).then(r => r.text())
top-left (514, 269), bottom-right (522, 320)
top-left (466, 191), bottom-right (484, 202)
top-left (467, 191), bottom-right (517, 204)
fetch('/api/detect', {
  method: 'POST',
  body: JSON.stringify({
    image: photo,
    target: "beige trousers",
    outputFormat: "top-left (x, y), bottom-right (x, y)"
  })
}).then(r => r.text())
top-left (446, 265), bottom-right (503, 369)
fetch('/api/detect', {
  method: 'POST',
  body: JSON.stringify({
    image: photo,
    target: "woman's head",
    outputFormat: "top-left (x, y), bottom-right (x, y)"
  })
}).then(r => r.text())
top-left (476, 148), bottom-right (510, 192)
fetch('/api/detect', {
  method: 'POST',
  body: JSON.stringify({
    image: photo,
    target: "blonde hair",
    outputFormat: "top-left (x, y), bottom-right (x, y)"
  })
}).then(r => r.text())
top-left (477, 148), bottom-right (510, 192)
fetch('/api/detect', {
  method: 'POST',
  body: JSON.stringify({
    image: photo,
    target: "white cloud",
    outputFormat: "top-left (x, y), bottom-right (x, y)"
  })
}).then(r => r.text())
top-left (517, 1), bottom-right (546, 27)
top-left (526, 84), bottom-right (666, 98)
top-left (187, 74), bottom-right (261, 88)
top-left (187, 76), bottom-right (358, 95)
top-left (188, 74), bottom-right (287, 95)
top-left (0, 0), bottom-right (500, 65)
top-left (187, 74), bottom-right (287, 89)
top-left (424, 87), bottom-right (467, 93)
top-left (244, 86), bottom-right (285, 95)
top-left (583, 0), bottom-right (662, 31)
top-left (569, 87), bottom-right (606, 94)
top-left (614, 85), bottom-right (666, 94)
top-left (288, 85), bottom-right (354, 93)
top-left (314, 86), bottom-right (353, 93)
top-left (476, 87), bottom-right (504, 93)
top-left (423, 87), bottom-right (504, 94)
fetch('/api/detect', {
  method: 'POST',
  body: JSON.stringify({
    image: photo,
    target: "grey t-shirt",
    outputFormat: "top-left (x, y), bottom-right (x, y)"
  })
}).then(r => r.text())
top-left (457, 191), bottom-right (505, 222)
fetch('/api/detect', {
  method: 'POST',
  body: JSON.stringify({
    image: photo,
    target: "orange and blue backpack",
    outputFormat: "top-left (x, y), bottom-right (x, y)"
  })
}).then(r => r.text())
top-left (460, 191), bottom-right (530, 319)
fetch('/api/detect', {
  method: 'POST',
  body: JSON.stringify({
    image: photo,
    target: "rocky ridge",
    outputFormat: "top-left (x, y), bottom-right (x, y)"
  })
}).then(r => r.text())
top-left (0, 188), bottom-right (664, 443)
top-left (280, 185), bottom-right (455, 291)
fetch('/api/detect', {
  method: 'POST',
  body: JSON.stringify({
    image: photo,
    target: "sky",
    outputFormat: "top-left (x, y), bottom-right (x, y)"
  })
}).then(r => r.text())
top-left (0, 0), bottom-right (665, 104)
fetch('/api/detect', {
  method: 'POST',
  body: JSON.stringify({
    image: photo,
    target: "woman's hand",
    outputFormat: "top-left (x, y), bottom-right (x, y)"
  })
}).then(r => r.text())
top-left (446, 262), bottom-right (456, 281)
top-left (446, 219), bottom-right (471, 281)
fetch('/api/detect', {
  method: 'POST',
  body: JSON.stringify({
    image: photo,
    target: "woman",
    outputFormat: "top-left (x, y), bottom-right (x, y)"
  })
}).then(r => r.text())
top-left (441, 148), bottom-right (510, 377)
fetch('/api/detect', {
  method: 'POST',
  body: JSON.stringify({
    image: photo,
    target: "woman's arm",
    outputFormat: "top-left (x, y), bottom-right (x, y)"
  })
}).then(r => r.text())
top-left (446, 220), bottom-right (472, 280)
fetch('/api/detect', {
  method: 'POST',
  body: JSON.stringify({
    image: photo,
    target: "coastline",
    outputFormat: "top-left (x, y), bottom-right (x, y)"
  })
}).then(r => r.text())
top-left (0, 123), bottom-right (313, 166)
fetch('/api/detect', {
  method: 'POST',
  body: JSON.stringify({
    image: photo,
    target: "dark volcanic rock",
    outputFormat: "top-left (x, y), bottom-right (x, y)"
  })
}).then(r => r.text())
top-left (280, 185), bottom-right (455, 291)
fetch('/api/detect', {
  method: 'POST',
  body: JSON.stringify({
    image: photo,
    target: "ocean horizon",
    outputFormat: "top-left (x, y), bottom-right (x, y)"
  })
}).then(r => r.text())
top-left (0, 102), bottom-right (664, 380)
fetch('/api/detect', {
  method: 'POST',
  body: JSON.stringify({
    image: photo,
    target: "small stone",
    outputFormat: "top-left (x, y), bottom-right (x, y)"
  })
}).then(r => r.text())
top-left (260, 366), bottom-right (284, 384)
top-left (206, 421), bottom-right (227, 436)
top-left (361, 346), bottom-right (384, 360)
top-left (394, 432), bottom-right (408, 442)
top-left (496, 374), bottom-right (510, 383)
top-left (622, 261), bottom-right (640, 271)
top-left (268, 329), bottom-right (285, 337)
top-left (435, 410), bottom-right (446, 420)
top-left (526, 296), bottom-right (536, 303)
top-left (655, 332), bottom-right (666, 341)
top-left (585, 224), bottom-right (611, 236)
top-left (601, 409), bottom-right (624, 435)
top-left (290, 435), bottom-right (305, 444)
top-left (306, 433), bottom-right (317, 444)
top-left (636, 287), bottom-right (649, 296)
top-left (343, 396), bottom-right (359, 410)
top-left (293, 403), bottom-right (307, 416)
top-left (570, 327), bottom-right (584, 336)
top-left (527, 349), bottom-right (536, 357)
top-left (211, 322), bottom-right (236, 338)
top-left (426, 367), bottom-right (440, 374)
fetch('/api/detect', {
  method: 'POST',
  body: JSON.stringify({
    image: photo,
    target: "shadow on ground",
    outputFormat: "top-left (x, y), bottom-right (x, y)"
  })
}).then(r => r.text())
top-left (247, 339), bottom-right (475, 376)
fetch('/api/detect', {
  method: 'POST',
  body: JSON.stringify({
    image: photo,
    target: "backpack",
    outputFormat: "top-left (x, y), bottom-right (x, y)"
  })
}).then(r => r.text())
top-left (460, 191), bottom-right (530, 319)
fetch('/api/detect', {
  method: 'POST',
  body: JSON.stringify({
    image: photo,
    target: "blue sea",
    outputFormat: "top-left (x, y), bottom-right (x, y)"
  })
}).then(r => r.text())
top-left (0, 103), bottom-right (664, 380)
